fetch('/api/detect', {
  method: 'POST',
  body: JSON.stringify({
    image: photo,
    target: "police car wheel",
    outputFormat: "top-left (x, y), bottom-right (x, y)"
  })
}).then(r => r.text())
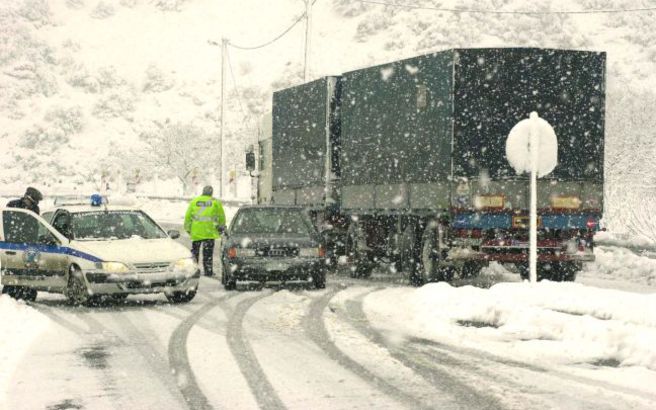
top-left (67, 267), bottom-right (92, 306)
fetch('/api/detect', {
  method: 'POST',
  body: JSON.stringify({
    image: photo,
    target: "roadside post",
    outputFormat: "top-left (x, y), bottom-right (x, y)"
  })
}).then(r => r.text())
top-left (506, 112), bottom-right (558, 282)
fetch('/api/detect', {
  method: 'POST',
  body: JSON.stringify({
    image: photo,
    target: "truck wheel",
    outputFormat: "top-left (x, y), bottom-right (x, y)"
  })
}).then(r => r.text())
top-left (461, 261), bottom-right (484, 278)
top-left (416, 222), bottom-right (453, 286)
top-left (416, 223), bottom-right (439, 285)
top-left (399, 224), bottom-right (418, 276)
top-left (550, 262), bottom-right (579, 282)
top-left (346, 223), bottom-right (373, 278)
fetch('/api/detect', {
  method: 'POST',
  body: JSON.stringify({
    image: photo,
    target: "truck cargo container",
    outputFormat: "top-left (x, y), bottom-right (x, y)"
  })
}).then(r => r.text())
top-left (256, 47), bottom-right (605, 284)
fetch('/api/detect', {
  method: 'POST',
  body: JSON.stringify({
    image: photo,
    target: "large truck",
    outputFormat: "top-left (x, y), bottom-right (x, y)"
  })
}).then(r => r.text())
top-left (254, 48), bottom-right (606, 284)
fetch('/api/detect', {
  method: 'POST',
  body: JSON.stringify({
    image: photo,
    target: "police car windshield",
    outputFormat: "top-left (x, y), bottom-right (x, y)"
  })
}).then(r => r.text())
top-left (231, 208), bottom-right (313, 235)
top-left (70, 211), bottom-right (167, 241)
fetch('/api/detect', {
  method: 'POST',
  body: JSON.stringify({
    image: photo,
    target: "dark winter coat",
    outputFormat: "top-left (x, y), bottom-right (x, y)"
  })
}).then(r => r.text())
top-left (6, 197), bottom-right (40, 215)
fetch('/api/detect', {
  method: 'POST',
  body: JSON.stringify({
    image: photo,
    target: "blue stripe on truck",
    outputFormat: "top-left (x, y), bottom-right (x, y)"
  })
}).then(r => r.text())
top-left (453, 213), bottom-right (598, 230)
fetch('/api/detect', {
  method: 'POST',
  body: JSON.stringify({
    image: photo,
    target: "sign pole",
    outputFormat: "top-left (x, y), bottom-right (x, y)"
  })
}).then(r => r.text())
top-left (506, 111), bottom-right (558, 284)
top-left (529, 113), bottom-right (539, 283)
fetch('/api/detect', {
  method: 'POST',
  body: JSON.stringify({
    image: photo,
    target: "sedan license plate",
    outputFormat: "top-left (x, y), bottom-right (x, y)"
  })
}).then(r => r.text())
top-left (265, 261), bottom-right (289, 272)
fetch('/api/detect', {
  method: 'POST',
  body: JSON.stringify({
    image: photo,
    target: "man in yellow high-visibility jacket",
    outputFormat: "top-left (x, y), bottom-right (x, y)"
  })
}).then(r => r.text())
top-left (184, 185), bottom-right (226, 277)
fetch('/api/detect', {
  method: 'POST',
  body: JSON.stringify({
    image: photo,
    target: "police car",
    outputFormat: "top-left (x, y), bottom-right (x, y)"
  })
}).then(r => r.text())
top-left (0, 195), bottom-right (199, 305)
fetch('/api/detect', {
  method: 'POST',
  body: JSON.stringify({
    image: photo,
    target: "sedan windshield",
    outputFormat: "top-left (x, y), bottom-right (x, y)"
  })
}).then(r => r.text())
top-left (231, 208), bottom-right (314, 235)
top-left (70, 211), bottom-right (168, 240)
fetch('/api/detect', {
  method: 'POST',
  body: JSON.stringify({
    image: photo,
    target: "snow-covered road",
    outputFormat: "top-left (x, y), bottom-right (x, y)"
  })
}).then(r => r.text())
top-left (2, 268), bottom-right (655, 410)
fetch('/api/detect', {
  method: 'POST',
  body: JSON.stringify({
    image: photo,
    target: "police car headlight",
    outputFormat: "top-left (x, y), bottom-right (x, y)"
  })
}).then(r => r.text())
top-left (172, 258), bottom-right (196, 272)
top-left (100, 262), bottom-right (130, 273)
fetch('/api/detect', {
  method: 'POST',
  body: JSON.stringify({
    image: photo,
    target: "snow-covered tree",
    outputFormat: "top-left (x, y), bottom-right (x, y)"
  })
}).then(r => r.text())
top-left (139, 121), bottom-right (217, 194)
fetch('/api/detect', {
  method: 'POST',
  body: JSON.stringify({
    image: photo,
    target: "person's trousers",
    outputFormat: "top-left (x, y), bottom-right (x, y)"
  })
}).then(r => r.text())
top-left (191, 239), bottom-right (215, 276)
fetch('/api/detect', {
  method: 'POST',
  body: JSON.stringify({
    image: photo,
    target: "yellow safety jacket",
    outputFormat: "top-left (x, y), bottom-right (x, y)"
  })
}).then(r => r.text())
top-left (184, 195), bottom-right (226, 241)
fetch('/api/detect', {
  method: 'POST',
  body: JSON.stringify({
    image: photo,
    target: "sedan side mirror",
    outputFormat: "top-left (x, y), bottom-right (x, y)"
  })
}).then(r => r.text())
top-left (168, 230), bottom-right (181, 239)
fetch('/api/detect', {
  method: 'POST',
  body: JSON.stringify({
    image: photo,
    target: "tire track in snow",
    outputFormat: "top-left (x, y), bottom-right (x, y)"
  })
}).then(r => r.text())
top-left (30, 303), bottom-right (125, 410)
top-left (340, 293), bottom-right (505, 410)
top-left (343, 291), bottom-right (656, 409)
top-left (303, 286), bottom-right (430, 410)
top-left (220, 291), bottom-right (287, 410)
top-left (168, 295), bottom-right (233, 410)
top-left (112, 311), bottom-right (189, 410)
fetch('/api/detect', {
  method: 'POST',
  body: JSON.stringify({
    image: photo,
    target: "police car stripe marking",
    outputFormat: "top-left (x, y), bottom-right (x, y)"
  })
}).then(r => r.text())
top-left (0, 242), bottom-right (103, 263)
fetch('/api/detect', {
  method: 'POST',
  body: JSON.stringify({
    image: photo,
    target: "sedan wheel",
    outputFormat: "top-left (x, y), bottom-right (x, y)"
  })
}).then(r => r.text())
top-left (313, 271), bottom-right (326, 289)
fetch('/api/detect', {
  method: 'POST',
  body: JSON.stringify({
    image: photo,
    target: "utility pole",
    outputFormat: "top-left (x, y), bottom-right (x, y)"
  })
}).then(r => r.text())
top-left (219, 37), bottom-right (228, 199)
top-left (303, 0), bottom-right (312, 81)
top-left (208, 38), bottom-right (228, 198)
top-left (219, 38), bottom-right (228, 198)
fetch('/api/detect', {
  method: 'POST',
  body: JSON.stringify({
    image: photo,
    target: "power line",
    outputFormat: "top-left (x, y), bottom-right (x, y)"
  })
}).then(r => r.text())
top-left (226, 47), bottom-right (250, 123)
top-left (356, 0), bottom-right (656, 14)
top-left (229, 0), bottom-right (319, 51)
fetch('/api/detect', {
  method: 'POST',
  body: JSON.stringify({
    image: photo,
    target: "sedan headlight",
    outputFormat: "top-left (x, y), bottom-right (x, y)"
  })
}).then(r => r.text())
top-left (99, 262), bottom-right (130, 273)
top-left (172, 258), bottom-right (196, 272)
top-left (299, 247), bottom-right (320, 257)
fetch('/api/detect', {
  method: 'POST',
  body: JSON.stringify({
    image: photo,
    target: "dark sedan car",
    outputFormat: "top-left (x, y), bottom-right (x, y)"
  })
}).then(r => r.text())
top-left (220, 206), bottom-right (327, 290)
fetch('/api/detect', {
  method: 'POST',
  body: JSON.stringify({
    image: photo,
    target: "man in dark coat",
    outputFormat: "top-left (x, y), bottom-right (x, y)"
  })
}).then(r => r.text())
top-left (6, 187), bottom-right (43, 215)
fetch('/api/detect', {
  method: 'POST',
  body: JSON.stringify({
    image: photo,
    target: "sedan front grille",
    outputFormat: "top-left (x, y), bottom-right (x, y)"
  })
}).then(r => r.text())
top-left (133, 262), bottom-right (170, 273)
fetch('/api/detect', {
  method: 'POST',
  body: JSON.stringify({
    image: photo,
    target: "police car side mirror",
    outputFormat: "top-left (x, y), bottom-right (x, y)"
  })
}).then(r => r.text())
top-left (167, 230), bottom-right (181, 240)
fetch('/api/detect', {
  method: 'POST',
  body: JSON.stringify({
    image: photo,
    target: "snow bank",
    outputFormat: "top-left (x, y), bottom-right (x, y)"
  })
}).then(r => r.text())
top-left (363, 281), bottom-right (656, 372)
top-left (584, 246), bottom-right (656, 287)
top-left (0, 296), bottom-right (50, 408)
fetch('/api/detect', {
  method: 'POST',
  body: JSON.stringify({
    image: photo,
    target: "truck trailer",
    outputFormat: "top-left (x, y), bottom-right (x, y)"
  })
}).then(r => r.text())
top-left (255, 47), bottom-right (606, 284)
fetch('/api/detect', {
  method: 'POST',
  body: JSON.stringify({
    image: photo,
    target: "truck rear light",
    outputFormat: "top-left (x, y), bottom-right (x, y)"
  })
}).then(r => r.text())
top-left (319, 245), bottom-right (326, 258)
top-left (586, 217), bottom-right (597, 230)
top-left (227, 247), bottom-right (237, 259)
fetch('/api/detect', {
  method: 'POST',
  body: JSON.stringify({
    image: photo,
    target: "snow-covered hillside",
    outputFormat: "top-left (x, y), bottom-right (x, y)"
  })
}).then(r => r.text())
top-left (1, 0), bottom-right (655, 225)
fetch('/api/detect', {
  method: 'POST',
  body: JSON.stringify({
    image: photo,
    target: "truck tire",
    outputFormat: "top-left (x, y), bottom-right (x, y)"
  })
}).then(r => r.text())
top-left (346, 223), bottom-right (373, 278)
top-left (415, 222), bottom-right (453, 286)
top-left (519, 263), bottom-right (578, 282)
top-left (399, 224), bottom-right (419, 276)
top-left (461, 261), bottom-right (485, 278)
top-left (550, 262), bottom-right (579, 282)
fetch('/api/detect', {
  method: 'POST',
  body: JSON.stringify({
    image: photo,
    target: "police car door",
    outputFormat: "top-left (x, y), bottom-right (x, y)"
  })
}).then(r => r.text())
top-left (0, 208), bottom-right (70, 292)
